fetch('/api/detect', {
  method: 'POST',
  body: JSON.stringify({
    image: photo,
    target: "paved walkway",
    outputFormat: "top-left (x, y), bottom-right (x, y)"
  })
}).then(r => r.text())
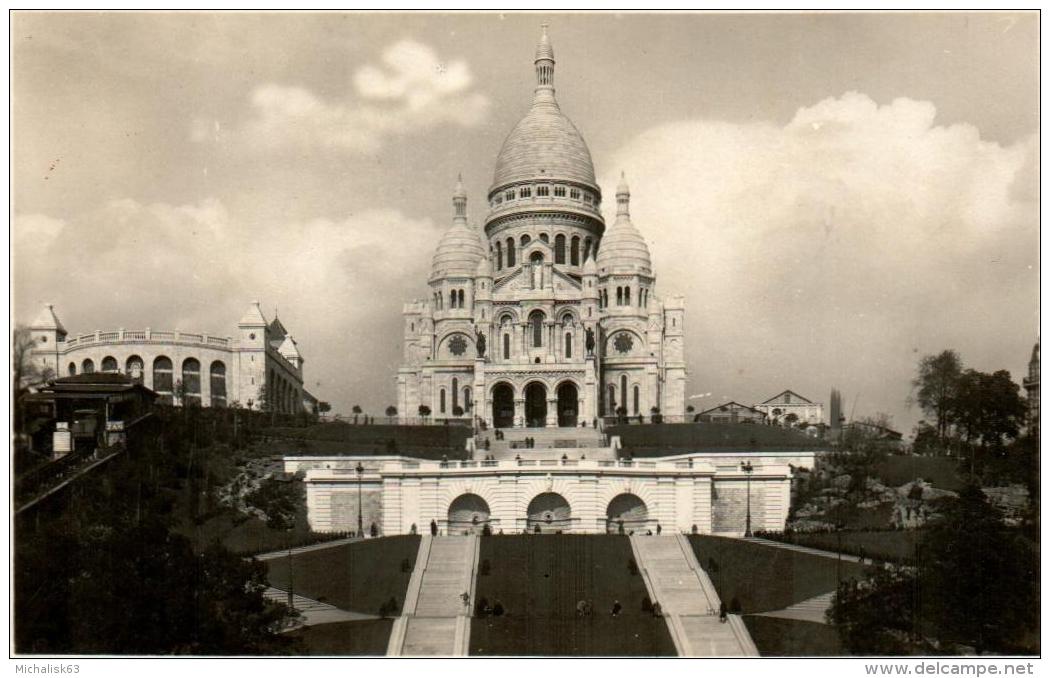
top-left (263, 587), bottom-right (378, 627)
top-left (253, 537), bottom-right (362, 561)
top-left (752, 592), bottom-right (835, 625)
top-left (742, 537), bottom-right (865, 563)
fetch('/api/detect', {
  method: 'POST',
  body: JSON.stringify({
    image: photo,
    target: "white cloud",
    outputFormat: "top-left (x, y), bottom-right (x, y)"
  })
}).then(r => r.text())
top-left (13, 199), bottom-right (440, 410)
top-left (199, 39), bottom-right (489, 153)
top-left (604, 92), bottom-right (1038, 431)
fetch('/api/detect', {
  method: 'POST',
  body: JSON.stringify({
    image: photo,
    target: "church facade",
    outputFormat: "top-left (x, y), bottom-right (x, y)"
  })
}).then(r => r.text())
top-left (397, 27), bottom-right (686, 428)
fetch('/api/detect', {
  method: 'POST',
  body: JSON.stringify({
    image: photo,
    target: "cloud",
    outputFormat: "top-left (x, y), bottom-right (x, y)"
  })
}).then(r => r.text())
top-left (196, 39), bottom-right (489, 153)
top-left (14, 199), bottom-right (441, 409)
top-left (603, 92), bottom-right (1037, 432)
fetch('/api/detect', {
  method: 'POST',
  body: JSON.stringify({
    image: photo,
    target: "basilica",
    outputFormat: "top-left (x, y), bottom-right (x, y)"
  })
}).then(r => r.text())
top-left (397, 26), bottom-right (686, 428)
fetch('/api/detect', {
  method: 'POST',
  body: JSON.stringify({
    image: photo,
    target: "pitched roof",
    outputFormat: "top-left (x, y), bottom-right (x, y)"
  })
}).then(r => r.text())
top-left (697, 401), bottom-right (766, 416)
top-left (278, 335), bottom-right (302, 360)
top-left (269, 315), bottom-right (288, 343)
top-left (760, 390), bottom-right (814, 405)
top-left (31, 304), bottom-right (66, 334)
top-left (238, 301), bottom-right (268, 326)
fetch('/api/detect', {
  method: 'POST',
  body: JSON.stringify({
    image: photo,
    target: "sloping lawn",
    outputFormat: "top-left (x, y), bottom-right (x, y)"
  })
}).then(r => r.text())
top-left (265, 536), bottom-right (420, 616)
top-left (874, 456), bottom-right (964, 491)
top-left (743, 616), bottom-right (845, 656)
top-left (264, 423), bottom-right (472, 460)
top-left (689, 535), bottom-right (868, 614)
top-left (289, 619), bottom-right (393, 655)
top-left (772, 530), bottom-right (923, 564)
top-left (470, 535), bottom-right (674, 655)
top-left (609, 423), bottom-right (829, 456)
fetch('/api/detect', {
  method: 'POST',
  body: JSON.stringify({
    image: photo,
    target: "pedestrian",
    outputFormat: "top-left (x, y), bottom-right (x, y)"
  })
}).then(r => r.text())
top-left (719, 602), bottom-right (728, 623)
top-left (430, 519), bottom-right (438, 536)
top-left (562, 453), bottom-right (568, 461)
top-left (656, 524), bottom-right (662, 535)
top-left (492, 600), bottom-right (505, 617)
top-left (651, 601), bottom-right (662, 618)
top-left (611, 600), bottom-right (622, 617)
top-left (461, 591), bottom-right (470, 610)
top-left (576, 599), bottom-right (588, 617)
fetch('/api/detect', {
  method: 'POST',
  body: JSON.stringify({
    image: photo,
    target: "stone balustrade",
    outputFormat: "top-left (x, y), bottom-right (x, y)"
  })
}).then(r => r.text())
top-left (60, 329), bottom-right (232, 350)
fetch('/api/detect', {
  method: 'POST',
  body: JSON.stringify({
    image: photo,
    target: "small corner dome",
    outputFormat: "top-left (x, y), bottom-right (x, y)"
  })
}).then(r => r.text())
top-left (596, 217), bottom-right (652, 275)
top-left (476, 254), bottom-right (493, 277)
top-left (431, 222), bottom-right (486, 279)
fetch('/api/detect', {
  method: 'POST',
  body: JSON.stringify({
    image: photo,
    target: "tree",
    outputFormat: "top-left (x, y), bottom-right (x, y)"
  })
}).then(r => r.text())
top-left (317, 401), bottom-right (331, 415)
top-left (452, 405), bottom-right (464, 417)
top-left (385, 405), bottom-right (398, 419)
top-left (351, 404), bottom-right (362, 424)
top-left (686, 405), bottom-right (695, 414)
top-left (911, 350), bottom-right (962, 444)
top-left (418, 405), bottom-right (431, 419)
top-left (951, 369), bottom-right (1026, 450)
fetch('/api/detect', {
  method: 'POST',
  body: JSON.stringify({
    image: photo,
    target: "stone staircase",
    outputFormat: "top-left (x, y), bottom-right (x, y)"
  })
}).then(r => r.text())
top-left (753, 591), bottom-right (835, 624)
top-left (631, 535), bottom-right (758, 656)
top-left (262, 587), bottom-right (373, 628)
top-left (477, 427), bottom-right (611, 461)
top-left (388, 535), bottom-right (480, 656)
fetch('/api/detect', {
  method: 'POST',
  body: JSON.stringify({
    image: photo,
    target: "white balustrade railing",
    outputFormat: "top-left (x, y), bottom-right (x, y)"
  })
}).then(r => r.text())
top-left (59, 329), bottom-right (232, 349)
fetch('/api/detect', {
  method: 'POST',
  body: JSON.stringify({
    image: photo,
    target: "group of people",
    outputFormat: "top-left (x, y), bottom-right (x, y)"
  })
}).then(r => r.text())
top-left (473, 596), bottom-right (506, 617)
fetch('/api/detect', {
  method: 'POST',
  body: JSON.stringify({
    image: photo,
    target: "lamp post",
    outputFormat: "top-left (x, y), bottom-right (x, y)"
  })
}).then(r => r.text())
top-left (740, 460), bottom-right (754, 538)
top-left (356, 461), bottom-right (364, 537)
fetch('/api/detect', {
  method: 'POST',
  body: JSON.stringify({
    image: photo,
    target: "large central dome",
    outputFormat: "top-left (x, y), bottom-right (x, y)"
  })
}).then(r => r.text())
top-left (489, 26), bottom-right (598, 193)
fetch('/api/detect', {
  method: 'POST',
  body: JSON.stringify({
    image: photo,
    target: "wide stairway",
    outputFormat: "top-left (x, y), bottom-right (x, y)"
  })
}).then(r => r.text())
top-left (478, 427), bottom-right (611, 461)
top-left (631, 535), bottom-right (758, 656)
top-left (388, 535), bottom-right (479, 656)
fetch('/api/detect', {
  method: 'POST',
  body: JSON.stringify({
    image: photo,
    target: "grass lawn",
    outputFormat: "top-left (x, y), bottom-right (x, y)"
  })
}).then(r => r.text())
top-left (776, 530), bottom-right (923, 563)
top-left (609, 423), bottom-right (829, 456)
top-left (743, 616), bottom-right (845, 656)
top-left (690, 535), bottom-right (869, 614)
top-left (470, 615), bottom-right (676, 656)
top-left (263, 423), bottom-right (472, 460)
top-left (265, 536), bottom-right (421, 616)
top-left (289, 619), bottom-right (394, 655)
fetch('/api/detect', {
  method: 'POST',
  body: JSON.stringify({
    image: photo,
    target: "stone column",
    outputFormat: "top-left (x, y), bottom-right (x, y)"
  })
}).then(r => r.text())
top-left (546, 397), bottom-right (558, 427)
top-left (514, 397), bottom-right (525, 428)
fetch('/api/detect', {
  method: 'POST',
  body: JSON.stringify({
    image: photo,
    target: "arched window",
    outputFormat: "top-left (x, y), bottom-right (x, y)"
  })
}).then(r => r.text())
top-left (210, 361), bottom-right (227, 407)
top-left (68, 362), bottom-right (76, 376)
top-left (540, 233), bottom-right (549, 244)
top-left (449, 290), bottom-right (457, 309)
top-left (584, 237), bottom-right (593, 262)
top-left (496, 242), bottom-right (503, 270)
top-left (126, 355), bottom-right (144, 383)
top-left (458, 289), bottom-right (465, 308)
top-left (101, 356), bottom-right (118, 373)
top-left (620, 375), bottom-right (628, 411)
top-left (530, 251), bottom-right (544, 264)
top-left (633, 385), bottom-right (640, 415)
top-left (453, 377), bottom-right (459, 412)
top-left (554, 234), bottom-right (566, 264)
top-left (520, 234), bottom-right (531, 248)
top-left (530, 311), bottom-right (544, 348)
top-left (440, 389), bottom-right (446, 414)
top-left (153, 357), bottom-right (173, 397)
top-left (182, 358), bottom-right (201, 406)
top-left (616, 287), bottom-right (623, 305)
top-left (464, 387), bottom-right (472, 411)
top-left (506, 238), bottom-right (516, 267)
top-left (607, 384), bottom-right (616, 414)
top-left (625, 287), bottom-right (631, 305)
top-left (570, 236), bottom-right (580, 265)
top-left (565, 332), bottom-right (573, 359)
top-left (82, 358), bottom-right (95, 374)
top-left (503, 333), bottom-right (510, 360)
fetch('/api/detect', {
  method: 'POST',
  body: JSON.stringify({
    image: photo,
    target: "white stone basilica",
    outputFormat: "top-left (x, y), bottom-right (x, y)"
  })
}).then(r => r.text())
top-left (398, 27), bottom-right (686, 428)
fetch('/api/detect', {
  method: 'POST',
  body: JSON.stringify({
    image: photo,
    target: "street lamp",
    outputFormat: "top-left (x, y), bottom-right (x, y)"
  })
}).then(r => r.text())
top-left (356, 461), bottom-right (364, 537)
top-left (740, 460), bottom-right (754, 538)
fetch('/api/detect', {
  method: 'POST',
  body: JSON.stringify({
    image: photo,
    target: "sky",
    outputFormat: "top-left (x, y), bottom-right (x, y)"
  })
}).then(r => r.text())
top-left (12, 12), bottom-right (1039, 434)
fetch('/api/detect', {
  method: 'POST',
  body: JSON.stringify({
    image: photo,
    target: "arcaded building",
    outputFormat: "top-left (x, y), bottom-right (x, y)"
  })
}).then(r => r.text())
top-left (397, 27), bottom-right (686, 428)
top-left (28, 301), bottom-right (309, 413)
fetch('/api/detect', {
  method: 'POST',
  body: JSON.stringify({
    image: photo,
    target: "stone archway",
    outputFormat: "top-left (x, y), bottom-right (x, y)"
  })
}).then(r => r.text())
top-left (492, 382), bottom-right (515, 428)
top-left (524, 382), bottom-right (548, 428)
top-left (605, 493), bottom-right (649, 534)
top-left (526, 492), bottom-right (571, 533)
top-left (556, 381), bottom-right (578, 427)
top-left (448, 493), bottom-right (491, 535)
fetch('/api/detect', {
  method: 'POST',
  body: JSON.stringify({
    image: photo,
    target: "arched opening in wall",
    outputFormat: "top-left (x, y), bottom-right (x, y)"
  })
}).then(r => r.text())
top-left (210, 361), bottom-right (227, 407)
top-left (496, 241), bottom-right (503, 269)
top-left (540, 233), bottom-right (549, 244)
top-left (101, 356), bottom-right (118, 373)
top-left (564, 332), bottom-right (572, 359)
top-left (492, 382), bottom-right (514, 428)
top-left (524, 381), bottom-right (548, 428)
top-left (633, 385), bottom-right (640, 415)
top-left (527, 492), bottom-right (571, 533)
top-left (153, 357), bottom-right (173, 403)
top-left (616, 287), bottom-right (623, 305)
top-left (529, 310), bottom-right (545, 348)
top-left (557, 381), bottom-right (578, 427)
top-left (458, 289), bottom-right (465, 308)
top-left (620, 376), bottom-right (628, 414)
top-left (530, 251), bottom-right (543, 264)
top-left (440, 388), bottom-right (446, 414)
top-left (503, 333), bottom-right (511, 361)
top-left (520, 234), bottom-right (531, 247)
top-left (584, 237), bottom-right (593, 262)
top-left (448, 493), bottom-right (491, 535)
top-left (125, 355), bottom-right (144, 383)
top-left (625, 287), bottom-right (631, 305)
top-left (570, 236), bottom-right (580, 265)
top-left (605, 493), bottom-right (648, 534)
top-left (506, 238), bottom-right (516, 267)
top-left (82, 358), bottom-right (95, 374)
top-left (554, 234), bottom-right (566, 264)
top-left (67, 362), bottom-right (77, 376)
top-left (463, 386), bottom-right (472, 413)
top-left (607, 384), bottom-right (616, 415)
top-left (452, 377), bottom-right (459, 413)
top-left (182, 358), bottom-right (201, 406)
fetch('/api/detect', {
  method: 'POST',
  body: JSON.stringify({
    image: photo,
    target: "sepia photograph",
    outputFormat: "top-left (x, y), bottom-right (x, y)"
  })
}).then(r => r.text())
top-left (9, 9), bottom-right (1041, 663)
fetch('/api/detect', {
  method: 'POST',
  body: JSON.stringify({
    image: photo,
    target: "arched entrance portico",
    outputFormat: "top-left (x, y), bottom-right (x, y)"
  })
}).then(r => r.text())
top-left (557, 381), bottom-right (578, 427)
top-left (606, 493), bottom-right (649, 534)
top-left (448, 493), bottom-right (491, 535)
top-left (524, 382), bottom-right (547, 428)
top-left (492, 382), bottom-right (515, 428)
top-left (527, 492), bottom-right (571, 533)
